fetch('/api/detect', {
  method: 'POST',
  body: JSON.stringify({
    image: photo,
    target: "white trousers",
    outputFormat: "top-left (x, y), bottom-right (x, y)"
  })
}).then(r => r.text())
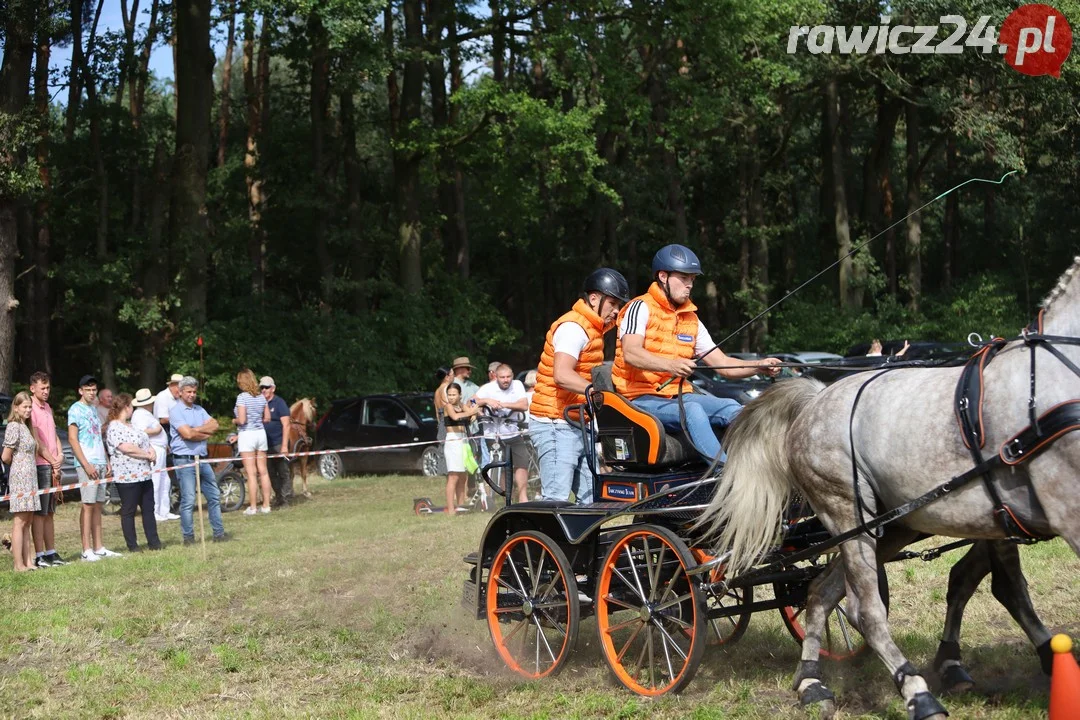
top-left (150, 445), bottom-right (170, 517)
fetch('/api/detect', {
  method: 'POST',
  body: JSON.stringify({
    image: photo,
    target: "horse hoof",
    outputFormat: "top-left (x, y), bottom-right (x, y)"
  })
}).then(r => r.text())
top-left (939, 663), bottom-right (975, 695)
top-left (303, 491), bottom-right (313, 498)
top-left (799, 681), bottom-right (836, 719)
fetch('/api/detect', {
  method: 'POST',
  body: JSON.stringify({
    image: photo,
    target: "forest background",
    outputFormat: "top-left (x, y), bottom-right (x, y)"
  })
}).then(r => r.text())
top-left (0, 0), bottom-right (1077, 411)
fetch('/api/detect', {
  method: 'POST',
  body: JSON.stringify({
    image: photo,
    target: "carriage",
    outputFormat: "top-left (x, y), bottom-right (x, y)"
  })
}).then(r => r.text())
top-left (460, 365), bottom-right (871, 697)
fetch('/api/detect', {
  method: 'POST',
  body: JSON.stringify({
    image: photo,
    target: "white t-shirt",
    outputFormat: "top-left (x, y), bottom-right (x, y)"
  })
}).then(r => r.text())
top-left (552, 322), bottom-right (589, 358)
top-left (476, 380), bottom-right (528, 439)
top-left (618, 299), bottom-right (713, 356)
top-left (132, 407), bottom-right (167, 448)
top-left (529, 322), bottom-right (590, 425)
top-left (153, 388), bottom-right (178, 424)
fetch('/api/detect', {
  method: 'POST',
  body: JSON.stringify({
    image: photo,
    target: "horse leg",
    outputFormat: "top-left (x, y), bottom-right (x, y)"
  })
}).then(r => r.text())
top-left (934, 542), bottom-right (989, 693)
top-left (792, 560), bottom-right (845, 718)
top-left (839, 534), bottom-right (948, 720)
top-left (986, 540), bottom-right (1053, 675)
top-left (793, 528), bottom-right (914, 715)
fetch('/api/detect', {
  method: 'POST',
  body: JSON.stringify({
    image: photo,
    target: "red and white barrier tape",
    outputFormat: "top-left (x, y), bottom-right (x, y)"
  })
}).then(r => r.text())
top-left (0, 432), bottom-right (530, 503)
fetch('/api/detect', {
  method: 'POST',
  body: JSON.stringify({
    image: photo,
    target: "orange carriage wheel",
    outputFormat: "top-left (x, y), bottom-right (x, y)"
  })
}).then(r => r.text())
top-left (690, 548), bottom-right (752, 646)
top-left (485, 531), bottom-right (579, 679)
top-left (596, 525), bottom-right (706, 696)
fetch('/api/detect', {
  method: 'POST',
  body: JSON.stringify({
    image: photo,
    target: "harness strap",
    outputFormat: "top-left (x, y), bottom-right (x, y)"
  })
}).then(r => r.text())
top-left (1000, 400), bottom-right (1080, 466)
top-left (848, 369), bottom-right (892, 535)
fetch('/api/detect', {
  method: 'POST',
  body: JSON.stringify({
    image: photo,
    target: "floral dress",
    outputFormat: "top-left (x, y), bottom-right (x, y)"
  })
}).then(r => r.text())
top-left (4, 422), bottom-right (41, 513)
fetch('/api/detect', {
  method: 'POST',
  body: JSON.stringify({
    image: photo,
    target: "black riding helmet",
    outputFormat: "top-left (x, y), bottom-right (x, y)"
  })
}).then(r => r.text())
top-left (583, 268), bottom-right (631, 303)
top-left (651, 244), bottom-right (702, 275)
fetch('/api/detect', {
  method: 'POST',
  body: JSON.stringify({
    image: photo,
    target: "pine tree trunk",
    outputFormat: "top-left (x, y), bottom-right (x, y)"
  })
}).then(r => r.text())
top-left (169, 0), bottom-right (214, 324)
top-left (217, 0), bottom-right (236, 168)
top-left (309, 11), bottom-right (334, 306)
top-left (340, 91), bottom-right (366, 312)
top-left (139, 141), bottom-right (171, 388)
top-left (448, 16), bottom-right (469, 279)
top-left (905, 101), bottom-right (922, 311)
top-left (824, 78), bottom-right (855, 309)
top-left (30, 26), bottom-right (52, 375)
top-left (390, 0), bottom-right (425, 294)
top-left (65, 0), bottom-right (83, 140)
top-left (243, 12), bottom-right (266, 296)
top-left (943, 133), bottom-right (958, 290)
top-left (0, 2), bottom-right (35, 393)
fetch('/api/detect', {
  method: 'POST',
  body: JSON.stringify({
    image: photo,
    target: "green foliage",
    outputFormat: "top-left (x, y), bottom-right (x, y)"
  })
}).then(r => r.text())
top-left (160, 273), bottom-right (517, 412)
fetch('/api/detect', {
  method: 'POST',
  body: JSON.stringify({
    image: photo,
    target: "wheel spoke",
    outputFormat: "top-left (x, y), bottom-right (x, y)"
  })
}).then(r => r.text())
top-left (531, 615), bottom-right (559, 667)
top-left (601, 593), bottom-right (638, 611)
top-left (506, 547), bottom-right (530, 598)
top-left (615, 619), bottom-right (647, 662)
top-left (534, 608), bottom-right (568, 637)
top-left (623, 544), bottom-right (650, 606)
top-left (646, 625), bottom-right (657, 688)
top-left (606, 615), bottom-right (643, 634)
top-left (502, 616), bottom-right (530, 644)
top-left (834, 605), bottom-right (856, 651)
top-left (654, 590), bottom-right (693, 614)
top-left (493, 575), bottom-right (525, 598)
top-left (656, 617), bottom-right (676, 679)
top-left (652, 616), bottom-right (690, 662)
top-left (611, 565), bottom-right (648, 604)
top-left (523, 541), bottom-right (537, 595)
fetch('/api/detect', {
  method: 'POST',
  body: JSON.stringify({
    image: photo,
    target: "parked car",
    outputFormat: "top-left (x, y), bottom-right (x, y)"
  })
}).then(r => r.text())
top-left (314, 393), bottom-right (441, 480)
top-left (845, 340), bottom-right (971, 362)
top-left (769, 351), bottom-right (845, 381)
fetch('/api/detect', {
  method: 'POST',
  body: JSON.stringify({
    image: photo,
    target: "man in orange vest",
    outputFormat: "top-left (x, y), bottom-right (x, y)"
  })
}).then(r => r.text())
top-left (529, 268), bottom-right (630, 504)
top-left (613, 244), bottom-right (780, 462)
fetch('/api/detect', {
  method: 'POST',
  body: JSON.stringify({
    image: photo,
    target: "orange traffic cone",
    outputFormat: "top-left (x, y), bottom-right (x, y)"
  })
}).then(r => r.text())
top-left (1050, 634), bottom-right (1080, 720)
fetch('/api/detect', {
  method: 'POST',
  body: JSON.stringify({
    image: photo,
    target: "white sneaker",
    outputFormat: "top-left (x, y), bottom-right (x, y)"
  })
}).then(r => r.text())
top-left (167, 513), bottom-right (180, 520)
top-left (259, 507), bottom-right (271, 514)
top-left (155, 515), bottom-right (170, 522)
top-left (243, 507), bottom-right (257, 516)
top-left (81, 550), bottom-right (101, 562)
top-left (94, 547), bottom-right (122, 558)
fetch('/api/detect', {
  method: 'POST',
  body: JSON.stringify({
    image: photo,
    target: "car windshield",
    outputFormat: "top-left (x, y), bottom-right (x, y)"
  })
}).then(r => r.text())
top-left (401, 395), bottom-right (437, 424)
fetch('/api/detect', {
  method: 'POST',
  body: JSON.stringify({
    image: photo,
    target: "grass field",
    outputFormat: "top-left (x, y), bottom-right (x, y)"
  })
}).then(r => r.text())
top-left (0, 473), bottom-right (1077, 719)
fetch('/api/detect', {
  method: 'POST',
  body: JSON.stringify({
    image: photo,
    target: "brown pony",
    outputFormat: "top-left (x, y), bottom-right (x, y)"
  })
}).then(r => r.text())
top-left (289, 398), bottom-right (318, 498)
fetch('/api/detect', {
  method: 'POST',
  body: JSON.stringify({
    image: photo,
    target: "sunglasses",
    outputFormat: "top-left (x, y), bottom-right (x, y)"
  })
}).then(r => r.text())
top-left (259, 385), bottom-right (272, 390)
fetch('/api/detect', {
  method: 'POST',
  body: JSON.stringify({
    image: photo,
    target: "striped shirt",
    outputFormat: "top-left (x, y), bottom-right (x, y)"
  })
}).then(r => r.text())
top-left (235, 392), bottom-right (267, 431)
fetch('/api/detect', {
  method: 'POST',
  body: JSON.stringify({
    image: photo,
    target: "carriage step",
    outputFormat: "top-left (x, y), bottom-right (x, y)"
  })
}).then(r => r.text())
top-left (463, 551), bottom-right (479, 566)
top-left (461, 579), bottom-right (483, 618)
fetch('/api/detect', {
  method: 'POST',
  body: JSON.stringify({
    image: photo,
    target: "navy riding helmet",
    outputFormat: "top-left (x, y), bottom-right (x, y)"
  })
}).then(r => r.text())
top-left (584, 268), bottom-right (631, 303)
top-left (652, 244), bottom-right (702, 275)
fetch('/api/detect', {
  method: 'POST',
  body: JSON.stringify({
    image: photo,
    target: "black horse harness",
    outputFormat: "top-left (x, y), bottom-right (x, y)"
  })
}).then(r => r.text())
top-left (953, 312), bottom-right (1080, 538)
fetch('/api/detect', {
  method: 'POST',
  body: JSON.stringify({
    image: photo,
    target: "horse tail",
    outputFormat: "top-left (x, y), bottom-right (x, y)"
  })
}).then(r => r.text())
top-left (696, 377), bottom-right (826, 577)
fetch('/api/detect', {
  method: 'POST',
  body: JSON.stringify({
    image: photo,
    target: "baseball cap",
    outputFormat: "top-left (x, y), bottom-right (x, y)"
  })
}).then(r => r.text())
top-left (78, 374), bottom-right (98, 388)
top-left (259, 376), bottom-right (275, 388)
top-left (168, 373), bottom-right (184, 384)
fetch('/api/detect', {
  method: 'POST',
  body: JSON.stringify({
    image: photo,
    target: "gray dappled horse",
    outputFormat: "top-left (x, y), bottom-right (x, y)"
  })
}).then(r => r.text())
top-left (697, 257), bottom-right (1080, 719)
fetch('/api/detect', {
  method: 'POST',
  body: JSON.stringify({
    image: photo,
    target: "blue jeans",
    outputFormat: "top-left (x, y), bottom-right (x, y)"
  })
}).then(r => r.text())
top-left (176, 460), bottom-right (225, 539)
top-left (529, 421), bottom-right (594, 504)
top-left (632, 394), bottom-right (743, 462)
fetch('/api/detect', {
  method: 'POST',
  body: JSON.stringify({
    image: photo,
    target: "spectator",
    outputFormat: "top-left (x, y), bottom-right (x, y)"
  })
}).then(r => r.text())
top-left (28, 371), bottom-right (66, 567)
top-left (105, 394), bottom-right (162, 552)
top-left (433, 367), bottom-right (452, 444)
top-left (169, 377), bottom-right (228, 544)
top-left (68, 375), bottom-right (121, 561)
top-left (895, 340), bottom-right (911, 358)
top-left (866, 339), bottom-right (883, 357)
top-left (96, 387), bottom-right (114, 424)
top-left (613, 245), bottom-right (780, 463)
top-left (443, 382), bottom-right (480, 514)
top-left (487, 361), bottom-right (500, 383)
top-left (475, 364), bottom-right (531, 503)
top-left (523, 370), bottom-right (537, 407)
top-left (234, 369), bottom-right (273, 515)
top-left (260, 376), bottom-right (292, 508)
top-left (3, 392), bottom-right (40, 571)
top-left (449, 357), bottom-right (479, 402)
top-left (154, 374), bottom-right (183, 432)
top-left (132, 388), bottom-right (176, 521)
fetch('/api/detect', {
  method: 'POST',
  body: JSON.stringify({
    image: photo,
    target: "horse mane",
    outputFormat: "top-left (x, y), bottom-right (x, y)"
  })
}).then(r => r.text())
top-left (1041, 255), bottom-right (1080, 310)
top-left (289, 398), bottom-right (316, 424)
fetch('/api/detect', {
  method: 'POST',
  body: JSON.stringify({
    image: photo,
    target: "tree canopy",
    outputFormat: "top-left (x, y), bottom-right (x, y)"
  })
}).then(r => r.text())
top-left (1, 0), bottom-right (1077, 410)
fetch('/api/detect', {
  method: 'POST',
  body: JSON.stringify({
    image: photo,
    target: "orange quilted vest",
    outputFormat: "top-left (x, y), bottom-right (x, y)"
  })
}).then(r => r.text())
top-left (530, 299), bottom-right (606, 420)
top-left (613, 282), bottom-right (699, 399)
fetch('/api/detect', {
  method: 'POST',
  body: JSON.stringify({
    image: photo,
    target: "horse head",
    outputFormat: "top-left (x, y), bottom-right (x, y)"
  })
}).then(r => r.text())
top-left (290, 398), bottom-right (317, 430)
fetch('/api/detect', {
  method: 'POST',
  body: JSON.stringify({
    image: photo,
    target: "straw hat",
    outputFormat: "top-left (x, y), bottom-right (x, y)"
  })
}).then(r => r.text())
top-left (132, 388), bottom-right (155, 407)
top-left (451, 356), bottom-right (475, 370)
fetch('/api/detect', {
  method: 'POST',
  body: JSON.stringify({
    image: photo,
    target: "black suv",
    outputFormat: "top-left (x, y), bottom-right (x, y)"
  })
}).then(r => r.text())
top-left (313, 393), bottom-right (441, 480)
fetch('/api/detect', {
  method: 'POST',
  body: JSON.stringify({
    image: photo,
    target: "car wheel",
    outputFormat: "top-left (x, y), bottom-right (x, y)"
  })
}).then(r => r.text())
top-left (318, 452), bottom-right (342, 481)
top-left (217, 470), bottom-right (246, 513)
top-left (101, 484), bottom-right (121, 516)
top-left (420, 445), bottom-right (444, 477)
